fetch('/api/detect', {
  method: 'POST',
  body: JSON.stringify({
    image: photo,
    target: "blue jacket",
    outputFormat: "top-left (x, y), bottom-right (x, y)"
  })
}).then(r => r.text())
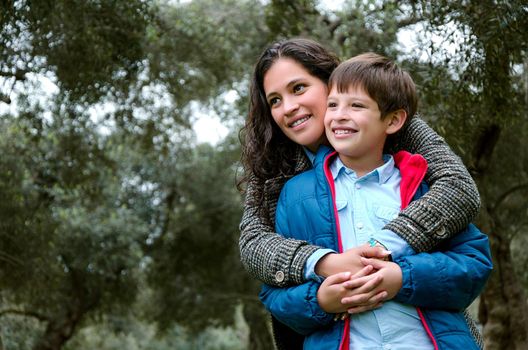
top-left (260, 146), bottom-right (492, 350)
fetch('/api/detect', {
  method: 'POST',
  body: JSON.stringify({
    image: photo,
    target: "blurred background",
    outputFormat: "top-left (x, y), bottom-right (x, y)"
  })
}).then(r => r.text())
top-left (0, 0), bottom-right (527, 349)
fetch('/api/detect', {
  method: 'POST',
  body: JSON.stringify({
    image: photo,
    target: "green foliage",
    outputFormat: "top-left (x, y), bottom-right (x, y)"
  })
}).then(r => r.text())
top-left (2, 0), bottom-right (268, 346)
top-left (265, 0), bottom-right (320, 38)
top-left (1, 0), bottom-right (154, 104)
top-left (2, 0), bottom-right (526, 348)
top-left (145, 138), bottom-right (253, 332)
top-left (146, 0), bottom-right (268, 107)
top-left (64, 318), bottom-right (248, 350)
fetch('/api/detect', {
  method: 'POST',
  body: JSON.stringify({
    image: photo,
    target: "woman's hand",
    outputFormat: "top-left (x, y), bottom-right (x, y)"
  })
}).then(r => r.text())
top-left (315, 244), bottom-right (392, 278)
top-left (317, 265), bottom-right (386, 314)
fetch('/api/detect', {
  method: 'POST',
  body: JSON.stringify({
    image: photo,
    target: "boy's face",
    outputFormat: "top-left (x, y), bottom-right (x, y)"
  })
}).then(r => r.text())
top-left (324, 85), bottom-right (393, 169)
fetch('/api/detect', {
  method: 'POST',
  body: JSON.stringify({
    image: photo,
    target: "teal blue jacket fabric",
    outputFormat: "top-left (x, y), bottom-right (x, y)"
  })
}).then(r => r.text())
top-left (260, 146), bottom-right (492, 350)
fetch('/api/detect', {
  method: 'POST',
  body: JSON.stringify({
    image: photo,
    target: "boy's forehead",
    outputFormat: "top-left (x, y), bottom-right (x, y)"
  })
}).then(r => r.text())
top-left (328, 84), bottom-right (367, 96)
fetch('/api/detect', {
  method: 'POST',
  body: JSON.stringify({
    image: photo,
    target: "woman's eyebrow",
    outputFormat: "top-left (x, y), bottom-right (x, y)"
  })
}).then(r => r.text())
top-left (265, 78), bottom-right (304, 100)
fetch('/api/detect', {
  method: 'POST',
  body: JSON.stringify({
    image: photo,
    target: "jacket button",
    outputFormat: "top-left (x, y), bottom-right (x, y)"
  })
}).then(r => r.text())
top-left (275, 271), bottom-right (285, 283)
top-left (434, 226), bottom-right (447, 238)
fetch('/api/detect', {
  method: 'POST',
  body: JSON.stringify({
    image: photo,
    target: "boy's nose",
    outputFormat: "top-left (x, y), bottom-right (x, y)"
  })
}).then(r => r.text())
top-left (334, 110), bottom-right (350, 120)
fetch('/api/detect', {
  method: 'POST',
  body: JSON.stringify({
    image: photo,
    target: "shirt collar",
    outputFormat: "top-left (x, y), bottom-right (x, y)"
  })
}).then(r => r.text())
top-left (330, 154), bottom-right (396, 184)
top-left (303, 147), bottom-right (317, 165)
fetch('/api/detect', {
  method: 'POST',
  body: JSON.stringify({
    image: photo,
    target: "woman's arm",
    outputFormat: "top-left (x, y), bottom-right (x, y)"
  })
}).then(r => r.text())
top-left (239, 174), bottom-right (319, 287)
top-left (340, 224), bottom-right (492, 311)
top-left (385, 117), bottom-right (481, 252)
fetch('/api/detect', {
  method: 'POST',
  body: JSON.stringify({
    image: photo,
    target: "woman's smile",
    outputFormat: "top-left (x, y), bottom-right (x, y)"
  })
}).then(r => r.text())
top-left (264, 58), bottom-right (328, 152)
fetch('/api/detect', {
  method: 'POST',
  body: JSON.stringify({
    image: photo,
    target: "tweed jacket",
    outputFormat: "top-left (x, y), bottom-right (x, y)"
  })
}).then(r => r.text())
top-left (239, 117), bottom-right (481, 287)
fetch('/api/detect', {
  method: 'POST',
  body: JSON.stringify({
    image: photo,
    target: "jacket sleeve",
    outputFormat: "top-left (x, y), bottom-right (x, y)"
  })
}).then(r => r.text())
top-left (393, 224), bottom-right (492, 310)
top-left (384, 117), bottom-right (481, 252)
top-left (259, 282), bottom-right (334, 336)
top-left (239, 174), bottom-right (319, 287)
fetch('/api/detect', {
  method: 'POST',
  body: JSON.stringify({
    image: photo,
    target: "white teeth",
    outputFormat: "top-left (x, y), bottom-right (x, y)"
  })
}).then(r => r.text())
top-left (335, 129), bottom-right (354, 135)
top-left (291, 116), bottom-right (310, 127)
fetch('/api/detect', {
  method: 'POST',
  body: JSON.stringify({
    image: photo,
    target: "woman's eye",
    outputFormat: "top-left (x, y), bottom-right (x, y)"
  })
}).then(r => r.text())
top-left (269, 97), bottom-right (280, 107)
top-left (351, 103), bottom-right (364, 108)
top-left (327, 102), bottom-right (337, 108)
top-left (293, 84), bottom-right (306, 93)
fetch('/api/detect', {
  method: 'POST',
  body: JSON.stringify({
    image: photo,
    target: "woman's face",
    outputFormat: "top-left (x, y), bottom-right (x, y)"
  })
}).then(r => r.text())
top-left (263, 58), bottom-right (328, 152)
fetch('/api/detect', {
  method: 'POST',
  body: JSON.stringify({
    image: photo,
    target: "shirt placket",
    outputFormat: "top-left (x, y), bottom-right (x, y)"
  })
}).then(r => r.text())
top-left (351, 178), bottom-right (370, 245)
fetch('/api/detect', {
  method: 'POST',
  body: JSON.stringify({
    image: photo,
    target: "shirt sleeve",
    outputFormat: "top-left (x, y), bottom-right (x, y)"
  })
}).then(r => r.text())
top-left (383, 117), bottom-right (481, 252)
top-left (376, 229), bottom-right (416, 260)
top-left (304, 248), bottom-right (336, 282)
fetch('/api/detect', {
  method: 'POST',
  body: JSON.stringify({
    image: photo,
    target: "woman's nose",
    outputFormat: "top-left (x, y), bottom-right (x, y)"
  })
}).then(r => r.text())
top-left (283, 97), bottom-right (299, 115)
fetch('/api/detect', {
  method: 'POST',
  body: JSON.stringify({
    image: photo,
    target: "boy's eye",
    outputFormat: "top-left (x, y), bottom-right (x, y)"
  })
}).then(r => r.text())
top-left (351, 103), bottom-right (364, 108)
top-left (293, 84), bottom-right (306, 93)
top-left (327, 102), bottom-right (337, 108)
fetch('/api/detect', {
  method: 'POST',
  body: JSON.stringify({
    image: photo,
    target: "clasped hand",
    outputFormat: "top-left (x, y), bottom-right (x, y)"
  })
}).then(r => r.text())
top-left (315, 244), bottom-right (403, 315)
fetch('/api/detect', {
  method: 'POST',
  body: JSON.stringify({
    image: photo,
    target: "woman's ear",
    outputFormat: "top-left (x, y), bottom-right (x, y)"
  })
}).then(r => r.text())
top-left (386, 109), bottom-right (407, 135)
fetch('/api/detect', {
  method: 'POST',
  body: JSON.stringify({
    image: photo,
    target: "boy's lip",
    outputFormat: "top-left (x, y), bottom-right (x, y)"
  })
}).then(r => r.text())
top-left (288, 114), bottom-right (311, 128)
top-left (331, 126), bottom-right (358, 135)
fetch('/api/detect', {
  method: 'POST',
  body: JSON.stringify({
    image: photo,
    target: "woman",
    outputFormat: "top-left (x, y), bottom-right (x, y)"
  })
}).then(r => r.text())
top-left (238, 38), bottom-right (484, 348)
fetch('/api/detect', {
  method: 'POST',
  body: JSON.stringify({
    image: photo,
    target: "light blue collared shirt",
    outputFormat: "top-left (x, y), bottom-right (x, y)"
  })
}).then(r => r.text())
top-left (302, 148), bottom-right (414, 282)
top-left (331, 155), bottom-right (432, 350)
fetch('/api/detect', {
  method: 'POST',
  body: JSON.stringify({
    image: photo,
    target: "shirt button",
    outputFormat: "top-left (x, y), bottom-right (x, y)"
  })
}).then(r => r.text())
top-left (355, 184), bottom-right (361, 189)
top-left (275, 270), bottom-right (285, 283)
top-left (357, 222), bottom-right (364, 229)
top-left (383, 345), bottom-right (392, 350)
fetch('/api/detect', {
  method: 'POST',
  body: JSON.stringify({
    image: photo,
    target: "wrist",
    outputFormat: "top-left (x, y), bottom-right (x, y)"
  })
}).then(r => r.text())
top-left (315, 253), bottom-right (338, 278)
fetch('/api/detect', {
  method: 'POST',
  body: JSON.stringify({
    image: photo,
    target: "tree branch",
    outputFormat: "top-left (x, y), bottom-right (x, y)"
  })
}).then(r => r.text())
top-left (492, 183), bottom-right (528, 214)
top-left (0, 92), bottom-right (11, 104)
top-left (0, 69), bottom-right (27, 81)
top-left (0, 309), bottom-right (49, 322)
top-left (0, 250), bottom-right (23, 267)
top-left (397, 16), bottom-right (424, 28)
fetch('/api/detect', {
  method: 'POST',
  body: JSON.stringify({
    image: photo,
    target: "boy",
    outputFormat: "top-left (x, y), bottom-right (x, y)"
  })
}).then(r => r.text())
top-left (260, 53), bottom-right (492, 349)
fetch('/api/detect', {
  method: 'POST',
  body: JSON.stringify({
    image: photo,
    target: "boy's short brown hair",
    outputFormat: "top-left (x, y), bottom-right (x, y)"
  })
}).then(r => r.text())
top-left (328, 53), bottom-right (417, 122)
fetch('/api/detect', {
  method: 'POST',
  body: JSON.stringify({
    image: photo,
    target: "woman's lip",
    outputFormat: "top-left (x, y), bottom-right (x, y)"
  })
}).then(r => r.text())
top-left (288, 115), bottom-right (311, 128)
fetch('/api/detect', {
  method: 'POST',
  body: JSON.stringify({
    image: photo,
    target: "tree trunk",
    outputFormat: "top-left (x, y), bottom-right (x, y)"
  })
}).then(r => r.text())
top-left (478, 209), bottom-right (528, 349)
top-left (242, 303), bottom-right (275, 350)
top-left (32, 308), bottom-right (83, 350)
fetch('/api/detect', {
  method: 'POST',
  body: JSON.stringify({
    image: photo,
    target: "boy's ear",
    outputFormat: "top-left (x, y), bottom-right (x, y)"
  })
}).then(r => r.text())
top-left (386, 109), bottom-right (407, 135)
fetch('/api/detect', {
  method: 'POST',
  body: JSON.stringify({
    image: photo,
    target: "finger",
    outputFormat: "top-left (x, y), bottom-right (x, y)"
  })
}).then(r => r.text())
top-left (342, 289), bottom-right (388, 307)
top-left (342, 272), bottom-right (382, 290)
top-left (324, 271), bottom-right (352, 285)
top-left (358, 244), bottom-right (392, 259)
top-left (340, 277), bottom-right (385, 305)
top-left (350, 265), bottom-right (374, 279)
top-left (361, 257), bottom-right (389, 269)
top-left (347, 301), bottom-right (384, 315)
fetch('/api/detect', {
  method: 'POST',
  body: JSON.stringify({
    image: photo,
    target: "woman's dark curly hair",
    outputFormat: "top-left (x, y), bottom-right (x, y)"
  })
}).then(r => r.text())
top-left (238, 38), bottom-right (340, 193)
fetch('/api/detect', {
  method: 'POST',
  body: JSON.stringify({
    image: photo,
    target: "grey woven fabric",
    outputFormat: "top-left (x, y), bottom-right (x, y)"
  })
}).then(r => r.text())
top-left (464, 309), bottom-right (484, 349)
top-left (239, 117), bottom-right (481, 287)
